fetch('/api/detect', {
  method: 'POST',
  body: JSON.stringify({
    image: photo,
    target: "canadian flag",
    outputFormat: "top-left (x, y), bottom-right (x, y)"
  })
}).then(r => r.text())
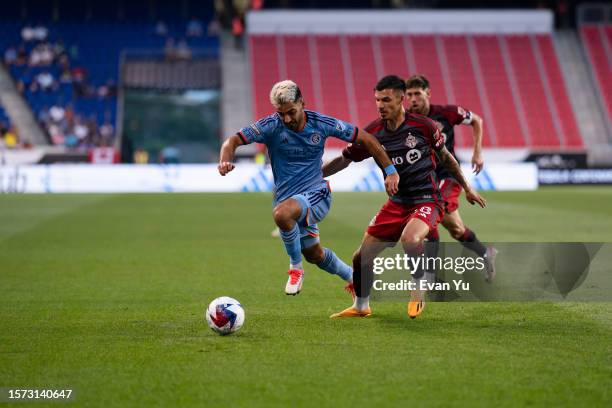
top-left (89, 147), bottom-right (119, 164)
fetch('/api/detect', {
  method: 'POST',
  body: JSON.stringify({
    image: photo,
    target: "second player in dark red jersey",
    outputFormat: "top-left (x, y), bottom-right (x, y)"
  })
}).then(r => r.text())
top-left (406, 75), bottom-right (497, 283)
top-left (323, 75), bottom-right (486, 320)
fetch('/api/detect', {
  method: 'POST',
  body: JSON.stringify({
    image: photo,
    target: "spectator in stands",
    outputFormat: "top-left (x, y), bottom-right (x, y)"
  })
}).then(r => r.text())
top-left (207, 19), bottom-right (222, 37)
top-left (134, 148), bottom-right (149, 164)
top-left (64, 130), bottom-right (78, 149)
top-left (215, 0), bottom-right (232, 29)
top-left (232, 14), bottom-right (244, 49)
top-left (49, 105), bottom-right (65, 123)
top-left (35, 71), bottom-right (56, 91)
top-left (16, 46), bottom-right (27, 65)
top-left (176, 40), bottom-right (192, 60)
top-left (160, 146), bottom-right (180, 164)
top-left (96, 79), bottom-right (117, 99)
top-left (21, 25), bottom-right (35, 42)
top-left (4, 46), bottom-right (17, 65)
top-left (99, 120), bottom-right (114, 141)
top-left (4, 128), bottom-right (18, 148)
top-left (53, 39), bottom-right (66, 57)
top-left (155, 21), bottom-right (168, 37)
top-left (38, 106), bottom-right (50, 123)
top-left (21, 25), bottom-right (48, 42)
top-left (232, 0), bottom-right (249, 49)
top-left (164, 38), bottom-right (177, 61)
top-left (186, 18), bottom-right (204, 37)
top-left (74, 118), bottom-right (89, 142)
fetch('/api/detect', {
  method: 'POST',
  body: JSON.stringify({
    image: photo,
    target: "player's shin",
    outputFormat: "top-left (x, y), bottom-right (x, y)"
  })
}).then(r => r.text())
top-left (352, 250), bottom-right (373, 311)
top-left (316, 248), bottom-right (352, 281)
top-left (279, 223), bottom-right (303, 269)
top-left (425, 228), bottom-right (440, 274)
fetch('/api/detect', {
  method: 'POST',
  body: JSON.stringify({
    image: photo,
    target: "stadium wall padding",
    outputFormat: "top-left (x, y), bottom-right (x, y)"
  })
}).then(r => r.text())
top-left (0, 162), bottom-right (537, 193)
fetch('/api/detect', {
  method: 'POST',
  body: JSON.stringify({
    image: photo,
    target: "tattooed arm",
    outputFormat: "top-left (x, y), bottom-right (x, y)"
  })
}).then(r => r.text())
top-left (436, 146), bottom-right (486, 208)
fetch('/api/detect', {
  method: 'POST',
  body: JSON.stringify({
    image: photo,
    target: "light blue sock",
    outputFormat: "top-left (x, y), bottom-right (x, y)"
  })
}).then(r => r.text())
top-left (279, 223), bottom-right (302, 266)
top-left (317, 248), bottom-right (353, 281)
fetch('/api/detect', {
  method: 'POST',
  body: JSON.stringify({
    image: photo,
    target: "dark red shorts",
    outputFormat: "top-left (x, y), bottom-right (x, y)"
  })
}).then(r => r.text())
top-left (439, 178), bottom-right (463, 213)
top-left (366, 200), bottom-right (444, 242)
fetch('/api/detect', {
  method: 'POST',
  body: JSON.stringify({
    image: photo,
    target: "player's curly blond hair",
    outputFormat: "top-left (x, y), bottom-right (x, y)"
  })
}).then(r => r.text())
top-left (269, 80), bottom-right (302, 108)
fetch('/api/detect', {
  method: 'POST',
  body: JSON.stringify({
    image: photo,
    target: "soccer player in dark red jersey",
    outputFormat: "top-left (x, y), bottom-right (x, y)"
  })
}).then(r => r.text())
top-left (322, 75), bottom-right (486, 319)
top-left (405, 75), bottom-right (497, 283)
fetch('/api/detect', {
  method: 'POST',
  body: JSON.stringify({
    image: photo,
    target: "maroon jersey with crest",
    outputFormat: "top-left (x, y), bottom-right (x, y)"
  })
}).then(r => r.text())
top-left (342, 113), bottom-right (445, 205)
top-left (427, 104), bottom-right (473, 180)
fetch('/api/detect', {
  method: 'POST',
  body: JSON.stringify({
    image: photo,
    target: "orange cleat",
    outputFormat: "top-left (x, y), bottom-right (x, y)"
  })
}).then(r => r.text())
top-left (407, 300), bottom-right (425, 319)
top-left (330, 306), bottom-right (372, 319)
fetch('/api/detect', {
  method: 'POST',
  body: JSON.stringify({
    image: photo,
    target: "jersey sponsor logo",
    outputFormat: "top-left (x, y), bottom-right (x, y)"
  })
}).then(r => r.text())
top-left (279, 146), bottom-right (320, 160)
top-left (405, 134), bottom-right (417, 148)
top-left (406, 149), bottom-right (422, 164)
top-left (311, 133), bottom-right (322, 144)
top-left (391, 149), bottom-right (422, 166)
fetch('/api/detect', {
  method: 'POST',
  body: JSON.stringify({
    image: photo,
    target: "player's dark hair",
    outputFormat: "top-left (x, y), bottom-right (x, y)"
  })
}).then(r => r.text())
top-left (294, 86), bottom-right (302, 102)
top-left (405, 74), bottom-right (430, 90)
top-left (374, 75), bottom-right (406, 93)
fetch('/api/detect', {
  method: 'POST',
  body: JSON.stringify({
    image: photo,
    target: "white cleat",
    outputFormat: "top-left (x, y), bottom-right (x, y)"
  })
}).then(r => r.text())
top-left (484, 246), bottom-right (498, 283)
top-left (285, 269), bottom-right (304, 295)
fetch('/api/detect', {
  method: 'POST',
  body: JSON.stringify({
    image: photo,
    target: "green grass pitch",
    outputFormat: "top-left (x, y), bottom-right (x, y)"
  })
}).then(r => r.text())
top-left (1, 187), bottom-right (611, 407)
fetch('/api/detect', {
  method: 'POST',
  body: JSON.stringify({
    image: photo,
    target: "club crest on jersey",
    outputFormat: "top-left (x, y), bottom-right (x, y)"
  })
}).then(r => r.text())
top-left (405, 134), bottom-right (417, 148)
top-left (311, 133), bottom-right (322, 144)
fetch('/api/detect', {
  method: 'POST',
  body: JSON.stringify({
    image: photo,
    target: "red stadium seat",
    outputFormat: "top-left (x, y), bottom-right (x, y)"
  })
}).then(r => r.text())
top-left (248, 32), bottom-right (585, 149)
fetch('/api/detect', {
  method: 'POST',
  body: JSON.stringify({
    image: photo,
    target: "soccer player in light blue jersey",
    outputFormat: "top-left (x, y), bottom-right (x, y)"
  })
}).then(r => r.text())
top-left (219, 80), bottom-right (399, 296)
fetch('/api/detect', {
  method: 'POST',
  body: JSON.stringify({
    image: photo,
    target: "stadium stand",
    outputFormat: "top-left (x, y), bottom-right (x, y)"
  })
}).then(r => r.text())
top-left (250, 32), bottom-right (584, 149)
top-left (580, 25), bottom-right (612, 125)
top-left (0, 0), bottom-right (219, 152)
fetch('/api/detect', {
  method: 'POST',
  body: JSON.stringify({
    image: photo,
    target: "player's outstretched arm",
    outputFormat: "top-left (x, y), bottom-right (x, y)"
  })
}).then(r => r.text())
top-left (436, 146), bottom-right (486, 208)
top-left (322, 155), bottom-right (352, 177)
top-left (354, 129), bottom-right (399, 196)
top-left (470, 113), bottom-right (484, 174)
top-left (218, 134), bottom-right (243, 176)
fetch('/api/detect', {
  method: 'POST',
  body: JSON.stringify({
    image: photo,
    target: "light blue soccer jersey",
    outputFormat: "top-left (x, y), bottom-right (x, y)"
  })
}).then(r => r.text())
top-left (238, 110), bottom-right (357, 204)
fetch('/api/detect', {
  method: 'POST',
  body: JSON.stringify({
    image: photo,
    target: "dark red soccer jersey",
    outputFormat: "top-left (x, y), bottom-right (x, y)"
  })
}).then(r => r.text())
top-left (427, 104), bottom-right (473, 180)
top-left (342, 113), bottom-right (444, 205)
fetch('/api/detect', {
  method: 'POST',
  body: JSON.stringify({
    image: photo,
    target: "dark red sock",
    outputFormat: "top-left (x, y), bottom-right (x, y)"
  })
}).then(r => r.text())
top-left (457, 227), bottom-right (487, 257)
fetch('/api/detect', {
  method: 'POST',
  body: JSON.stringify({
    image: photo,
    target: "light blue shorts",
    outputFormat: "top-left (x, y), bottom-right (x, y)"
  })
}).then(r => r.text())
top-left (290, 183), bottom-right (332, 250)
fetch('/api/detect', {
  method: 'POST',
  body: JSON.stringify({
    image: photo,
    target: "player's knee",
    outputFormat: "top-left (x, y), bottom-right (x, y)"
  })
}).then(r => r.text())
top-left (400, 233), bottom-right (422, 248)
top-left (448, 225), bottom-right (465, 240)
top-left (272, 206), bottom-right (292, 226)
top-left (303, 246), bottom-right (324, 264)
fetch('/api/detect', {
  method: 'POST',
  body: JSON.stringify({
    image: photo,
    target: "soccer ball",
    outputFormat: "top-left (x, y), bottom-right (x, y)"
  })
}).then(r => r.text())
top-left (205, 296), bottom-right (245, 335)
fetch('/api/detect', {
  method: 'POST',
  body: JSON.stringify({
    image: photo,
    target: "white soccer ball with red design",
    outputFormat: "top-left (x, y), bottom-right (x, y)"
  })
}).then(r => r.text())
top-left (205, 296), bottom-right (245, 335)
